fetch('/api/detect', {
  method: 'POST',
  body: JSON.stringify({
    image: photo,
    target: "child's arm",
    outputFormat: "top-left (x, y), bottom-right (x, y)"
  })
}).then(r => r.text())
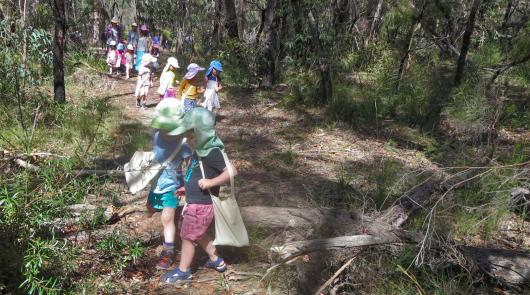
top-left (198, 166), bottom-right (238, 190)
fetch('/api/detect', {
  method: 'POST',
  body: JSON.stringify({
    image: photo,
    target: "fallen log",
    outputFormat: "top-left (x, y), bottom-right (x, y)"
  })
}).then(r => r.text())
top-left (240, 206), bottom-right (362, 235)
top-left (459, 246), bottom-right (530, 286)
top-left (271, 234), bottom-right (401, 260)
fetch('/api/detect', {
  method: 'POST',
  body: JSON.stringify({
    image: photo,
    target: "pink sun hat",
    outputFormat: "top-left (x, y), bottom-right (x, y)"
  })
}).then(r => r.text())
top-left (183, 63), bottom-right (205, 80)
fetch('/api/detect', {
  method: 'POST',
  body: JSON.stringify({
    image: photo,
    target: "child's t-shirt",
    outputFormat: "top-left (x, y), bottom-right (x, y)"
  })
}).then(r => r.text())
top-left (184, 148), bottom-right (226, 204)
top-left (138, 66), bottom-right (151, 87)
top-left (106, 50), bottom-right (117, 65)
top-left (125, 52), bottom-right (133, 66)
top-left (152, 130), bottom-right (192, 194)
top-left (178, 79), bottom-right (199, 99)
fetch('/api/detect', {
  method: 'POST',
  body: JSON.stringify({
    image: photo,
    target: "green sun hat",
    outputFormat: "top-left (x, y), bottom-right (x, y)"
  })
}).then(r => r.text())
top-left (151, 98), bottom-right (186, 133)
top-left (152, 102), bottom-right (224, 157)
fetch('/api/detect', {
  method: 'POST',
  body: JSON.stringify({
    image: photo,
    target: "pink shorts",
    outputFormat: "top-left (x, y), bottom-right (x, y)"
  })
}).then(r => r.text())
top-left (180, 204), bottom-right (214, 241)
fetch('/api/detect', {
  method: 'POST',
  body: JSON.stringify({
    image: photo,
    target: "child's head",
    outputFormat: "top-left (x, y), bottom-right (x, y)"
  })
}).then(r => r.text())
top-left (109, 40), bottom-right (116, 49)
top-left (117, 43), bottom-right (125, 52)
top-left (206, 60), bottom-right (223, 78)
top-left (140, 24), bottom-right (148, 36)
top-left (127, 44), bottom-right (134, 52)
top-left (166, 57), bottom-right (180, 72)
top-left (183, 63), bottom-right (205, 82)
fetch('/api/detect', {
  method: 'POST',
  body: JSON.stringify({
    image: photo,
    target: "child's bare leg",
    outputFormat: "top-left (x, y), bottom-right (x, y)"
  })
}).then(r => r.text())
top-left (197, 234), bottom-right (218, 261)
top-left (126, 64), bottom-right (130, 79)
top-left (161, 207), bottom-right (176, 243)
top-left (178, 239), bottom-right (195, 271)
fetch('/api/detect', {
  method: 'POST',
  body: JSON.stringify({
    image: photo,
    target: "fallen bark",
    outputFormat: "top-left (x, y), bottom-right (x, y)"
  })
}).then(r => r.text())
top-left (271, 234), bottom-right (401, 260)
top-left (459, 246), bottom-right (530, 286)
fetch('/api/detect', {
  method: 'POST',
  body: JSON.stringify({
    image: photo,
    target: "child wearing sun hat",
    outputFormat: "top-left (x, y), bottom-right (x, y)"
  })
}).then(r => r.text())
top-left (157, 57), bottom-right (180, 100)
top-left (134, 53), bottom-right (157, 108)
top-left (177, 63), bottom-right (205, 113)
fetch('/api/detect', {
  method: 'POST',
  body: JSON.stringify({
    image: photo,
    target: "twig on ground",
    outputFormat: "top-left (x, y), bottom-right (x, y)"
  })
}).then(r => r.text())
top-left (314, 253), bottom-right (360, 295)
top-left (14, 158), bottom-right (39, 172)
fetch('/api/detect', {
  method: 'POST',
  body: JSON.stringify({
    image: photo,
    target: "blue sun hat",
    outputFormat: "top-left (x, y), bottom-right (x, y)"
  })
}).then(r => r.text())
top-left (117, 43), bottom-right (125, 51)
top-left (205, 60), bottom-right (223, 77)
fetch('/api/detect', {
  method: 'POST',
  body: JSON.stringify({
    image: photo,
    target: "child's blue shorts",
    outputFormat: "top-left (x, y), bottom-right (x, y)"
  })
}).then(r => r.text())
top-left (148, 190), bottom-right (179, 210)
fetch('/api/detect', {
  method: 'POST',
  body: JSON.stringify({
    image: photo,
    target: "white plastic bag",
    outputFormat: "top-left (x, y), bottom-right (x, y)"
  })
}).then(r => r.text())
top-left (124, 138), bottom-right (186, 194)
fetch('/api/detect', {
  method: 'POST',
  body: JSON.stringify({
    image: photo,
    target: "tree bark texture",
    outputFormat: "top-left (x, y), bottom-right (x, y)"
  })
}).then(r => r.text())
top-left (224, 0), bottom-right (239, 39)
top-left (367, 0), bottom-right (383, 44)
top-left (333, 0), bottom-right (349, 35)
top-left (51, 0), bottom-right (66, 103)
top-left (307, 10), bottom-right (333, 104)
top-left (91, 0), bottom-right (101, 46)
top-left (454, 0), bottom-right (481, 86)
top-left (395, 1), bottom-right (426, 93)
top-left (258, 0), bottom-right (278, 88)
top-left (212, 0), bottom-right (222, 50)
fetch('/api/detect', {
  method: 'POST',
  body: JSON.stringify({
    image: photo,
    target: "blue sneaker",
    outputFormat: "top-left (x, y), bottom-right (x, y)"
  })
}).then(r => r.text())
top-left (205, 257), bottom-right (227, 273)
top-left (160, 268), bottom-right (193, 284)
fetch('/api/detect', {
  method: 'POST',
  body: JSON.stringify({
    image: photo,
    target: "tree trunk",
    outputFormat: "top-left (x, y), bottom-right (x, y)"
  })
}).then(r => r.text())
top-left (91, 0), bottom-right (101, 46)
top-left (395, 1), bottom-right (426, 93)
top-left (258, 0), bottom-right (278, 88)
top-left (174, 0), bottom-right (186, 55)
top-left (224, 0), bottom-right (238, 39)
top-left (237, 0), bottom-right (247, 40)
top-left (332, 0), bottom-right (349, 35)
top-left (51, 0), bottom-right (66, 103)
top-left (454, 0), bottom-right (481, 86)
top-left (367, 0), bottom-right (383, 44)
top-left (212, 0), bottom-right (222, 50)
top-left (307, 10), bottom-right (332, 104)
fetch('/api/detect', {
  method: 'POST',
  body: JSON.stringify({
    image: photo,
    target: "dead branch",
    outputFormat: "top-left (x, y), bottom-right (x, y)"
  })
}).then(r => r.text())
top-left (314, 254), bottom-right (359, 295)
top-left (14, 158), bottom-right (40, 172)
top-left (271, 235), bottom-right (402, 260)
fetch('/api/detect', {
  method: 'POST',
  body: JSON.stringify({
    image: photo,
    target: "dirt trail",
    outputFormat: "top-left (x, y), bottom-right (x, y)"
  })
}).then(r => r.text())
top-left (77, 71), bottom-right (440, 294)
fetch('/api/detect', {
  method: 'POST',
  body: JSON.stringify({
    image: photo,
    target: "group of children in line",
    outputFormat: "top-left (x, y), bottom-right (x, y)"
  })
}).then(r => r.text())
top-left (106, 22), bottom-right (160, 79)
top-left (133, 55), bottom-right (223, 113)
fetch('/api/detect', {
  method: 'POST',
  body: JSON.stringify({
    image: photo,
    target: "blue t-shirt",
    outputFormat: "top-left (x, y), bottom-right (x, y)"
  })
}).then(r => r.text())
top-left (152, 131), bottom-right (192, 194)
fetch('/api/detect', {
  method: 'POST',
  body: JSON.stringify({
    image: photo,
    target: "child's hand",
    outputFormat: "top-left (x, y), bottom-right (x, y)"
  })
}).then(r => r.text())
top-left (175, 187), bottom-right (186, 199)
top-left (198, 179), bottom-right (214, 190)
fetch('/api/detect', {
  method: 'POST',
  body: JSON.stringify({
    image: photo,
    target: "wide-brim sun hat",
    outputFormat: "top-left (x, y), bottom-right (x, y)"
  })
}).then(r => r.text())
top-left (109, 40), bottom-right (117, 46)
top-left (167, 57), bottom-right (180, 69)
top-left (141, 53), bottom-right (157, 66)
top-left (131, 22), bottom-right (138, 27)
top-left (205, 60), bottom-right (223, 77)
top-left (111, 17), bottom-right (119, 23)
top-left (117, 43), bottom-right (125, 51)
top-left (140, 24), bottom-right (148, 31)
top-left (183, 63), bottom-right (205, 80)
top-left (152, 104), bottom-right (224, 157)
top-left (127, 44), bottom-right (134, 50)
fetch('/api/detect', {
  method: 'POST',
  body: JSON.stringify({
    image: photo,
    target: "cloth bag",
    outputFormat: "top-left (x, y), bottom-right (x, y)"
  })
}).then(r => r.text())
top-left (124, 138), bottom-right (186, 194)
top-left (199, 150), bottom-right (249, 247)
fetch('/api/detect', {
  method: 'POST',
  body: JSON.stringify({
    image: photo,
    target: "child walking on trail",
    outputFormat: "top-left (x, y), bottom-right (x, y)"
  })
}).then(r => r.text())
top-left (125, 44), bottom-right (134, 79)
top-left (157, 57), bottom-right (180, 100)
top-left (106, 41), bottom-right (118, 74)
top-left (177, 63), bottom-right (205, 113)
top-left (134, 53), bottom-right (157, 108)
top-left (147, 101), bottom-right (193, 269)
top-left (151, 108), bottom-right (236, 284)
top-left (202, 60), bottom-right (223, 113)
top-left (116, 43), bottom-right (126, 75)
